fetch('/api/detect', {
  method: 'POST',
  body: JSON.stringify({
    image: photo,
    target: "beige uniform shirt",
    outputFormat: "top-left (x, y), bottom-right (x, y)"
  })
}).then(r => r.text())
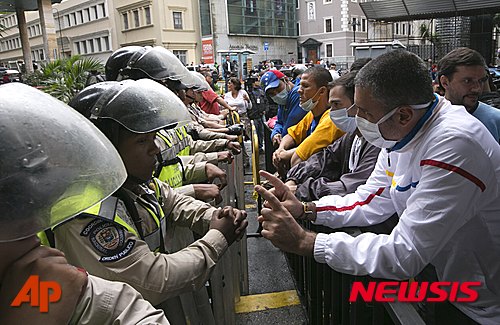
top-left (54, 181), bottom-right (228, 306)
top-left (188, 122), bottom-right (228, 141)
top-left (71, 275), bottom-right (169, 324)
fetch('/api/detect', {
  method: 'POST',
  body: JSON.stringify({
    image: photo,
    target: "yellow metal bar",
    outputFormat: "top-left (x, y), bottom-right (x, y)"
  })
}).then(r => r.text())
top-left (234, 290), bottom-right (300, 314)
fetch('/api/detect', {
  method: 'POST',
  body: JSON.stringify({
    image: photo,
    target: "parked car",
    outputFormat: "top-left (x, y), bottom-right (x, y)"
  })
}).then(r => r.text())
top-left (0, 68), bottom-right (22, 84)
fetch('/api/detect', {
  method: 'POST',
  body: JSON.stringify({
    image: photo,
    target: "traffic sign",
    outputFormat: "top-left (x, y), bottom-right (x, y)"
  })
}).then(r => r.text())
top-left (263, 42), bottom-right (269, 51)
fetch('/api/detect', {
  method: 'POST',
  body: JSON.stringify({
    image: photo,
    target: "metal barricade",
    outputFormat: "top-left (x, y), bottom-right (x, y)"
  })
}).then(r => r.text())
top-left (208, 112), bottom-right (249, 325)
top-left (286, 222), bottom-right (425, 325)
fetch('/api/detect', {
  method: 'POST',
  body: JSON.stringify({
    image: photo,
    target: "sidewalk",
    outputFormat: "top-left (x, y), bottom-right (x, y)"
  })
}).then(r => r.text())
top-left (235, 142), bottom-right (307, 324)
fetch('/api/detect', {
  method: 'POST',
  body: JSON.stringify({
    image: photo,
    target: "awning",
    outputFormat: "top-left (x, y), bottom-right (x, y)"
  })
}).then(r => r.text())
top-left (360, 0), bottom-right (500, 22)
top-left (0, 0), bottom-right (62, 12)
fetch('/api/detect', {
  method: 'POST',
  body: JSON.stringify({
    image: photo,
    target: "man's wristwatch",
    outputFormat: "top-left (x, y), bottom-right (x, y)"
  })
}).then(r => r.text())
top-left (301, 201), bottom-right (314, 221)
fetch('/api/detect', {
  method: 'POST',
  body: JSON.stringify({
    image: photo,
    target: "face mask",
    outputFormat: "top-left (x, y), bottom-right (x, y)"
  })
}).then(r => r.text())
top-left (271, 86), bottom-right (288, 105)
top-left (355, 107), bottom-right (400, 149)
top-left (300, 88), bottom-right (323, 112)
top-left (330, 104), bottom-right (357, 133)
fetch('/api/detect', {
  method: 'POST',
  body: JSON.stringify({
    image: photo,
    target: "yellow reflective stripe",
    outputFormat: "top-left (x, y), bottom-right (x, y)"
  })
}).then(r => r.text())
top-left (152, 179), bottom-right (166, 219)
top-left (82, 202), bottom-right (139, 237)
top-left (385, 170), bottom-right (394, 177)
top-left (114, 216), bottom-right (138, 236)
top-left (37, 231), bottom-right (50, 246)
top-left (157, 132), bottom-right (173, 147)
top-left (158, 164), bottom-right (183, 188)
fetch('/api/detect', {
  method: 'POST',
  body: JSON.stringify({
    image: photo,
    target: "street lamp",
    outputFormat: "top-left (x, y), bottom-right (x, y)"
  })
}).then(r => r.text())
top-left (52, 7), bottom-right (64, 58)
top-left (349, 19), bottom-right (361, 43)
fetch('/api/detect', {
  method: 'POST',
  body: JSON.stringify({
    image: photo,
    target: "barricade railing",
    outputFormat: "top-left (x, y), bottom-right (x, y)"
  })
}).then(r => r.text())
top-left (208, 112), bottom-right (249, 325)
top-left (285, 222), bottom-right (425, 325)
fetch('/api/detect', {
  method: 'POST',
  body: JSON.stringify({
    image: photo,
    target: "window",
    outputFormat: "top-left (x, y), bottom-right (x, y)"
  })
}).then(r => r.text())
top-left (133, 10), bottom-right (140, 28)
top-left (323, 0), bottom-right (332, 3)
top-left (325, 17), bottom-right (332, 33)
top-left (296, 0), bottom-right (299, 9)
top-left (296, 22), bottom-right (300, 36)
top-left (144, 7), bottom-right (151, 25)
top-left (99, 3), bottom-right (106, 18)
top-left (103, 36), bottom-right (110, 51)
top-left (87, 40), bottom-right (94, 53)
top-left (173, 50), bottom-right (187, 64)
top-left (123, 13), bottom-right (129, 30)
top-left (95, 38), bottom-right (102, 52)
top-left (326, 44), bottom-right (333, 57)
top-left (361, 18), bottom-right (367, 32)
top-left (307, 1), bottom-right (315, 21)
top-left (84, 8), bottom-right (90, 22)
top-left (227, 0), bottom-right (296, 37)
top-left (173, 12), bottom-right (183, 29)
top-left (77, 11), bottom-right (83, 24)
top-left (93, 6), bottom-right (98, 20)
top-left (402, 24), bottom-right (406, 35)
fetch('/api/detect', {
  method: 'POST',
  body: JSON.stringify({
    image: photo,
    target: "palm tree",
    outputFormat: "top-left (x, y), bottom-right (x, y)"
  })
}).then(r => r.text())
top-left (34, 55), bottom-right (103, 103)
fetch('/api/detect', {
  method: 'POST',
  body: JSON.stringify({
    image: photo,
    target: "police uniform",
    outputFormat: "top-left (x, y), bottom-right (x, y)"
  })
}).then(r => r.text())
top-left (53, 179), bottom-right (227, 305)
top-left (71, 275), bottom-right (169, 324)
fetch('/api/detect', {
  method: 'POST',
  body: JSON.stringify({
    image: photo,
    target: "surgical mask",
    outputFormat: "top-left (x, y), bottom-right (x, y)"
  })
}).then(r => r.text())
top-left (330, 104), bottom-right (357, 133)
top-left (355, 107), bottom-right (400, 149)
top-left (355, 101), bottom-right (432, 149)
top-left (271, 87), bottom-right (288, 105)
top-left (300, 88), bottom-right (323, 112)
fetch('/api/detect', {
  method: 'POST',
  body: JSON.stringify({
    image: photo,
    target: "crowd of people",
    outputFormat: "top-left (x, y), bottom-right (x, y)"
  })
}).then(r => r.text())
top-left (2, 45), bottom-right (500, 324)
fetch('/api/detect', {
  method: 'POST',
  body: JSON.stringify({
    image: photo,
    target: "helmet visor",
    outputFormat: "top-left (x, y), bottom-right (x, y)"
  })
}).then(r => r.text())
top-left (0, 84), bottom-right (127, 242)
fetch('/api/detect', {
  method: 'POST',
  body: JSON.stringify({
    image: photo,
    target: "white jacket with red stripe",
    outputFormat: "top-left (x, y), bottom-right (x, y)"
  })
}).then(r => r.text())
top-left (313, 96), bottom-right (500, 324)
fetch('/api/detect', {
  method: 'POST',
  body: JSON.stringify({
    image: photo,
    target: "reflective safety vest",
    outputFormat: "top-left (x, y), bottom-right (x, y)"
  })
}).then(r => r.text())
top-left (155, 129), bottom-right (184, 188)
top-left (39, 180), bottom-right (167, 252)
top-left (175, 126), bottom-right (191, 157)
top-left (81, 179), bottom-right (166, 252)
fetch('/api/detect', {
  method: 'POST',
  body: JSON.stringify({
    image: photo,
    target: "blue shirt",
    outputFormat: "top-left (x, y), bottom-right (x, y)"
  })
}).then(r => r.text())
top-left (270, 85), bottom-right (306, 139)
top-left (472, 101), bottom-right (500, 143)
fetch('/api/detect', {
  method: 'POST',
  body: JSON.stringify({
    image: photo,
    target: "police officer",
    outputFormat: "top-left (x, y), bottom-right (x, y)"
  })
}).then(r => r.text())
top-left (105, 45), bottom-right (242, 142)
top-left (0, 83), bottom-right (169, 324)
top-left (53, 79), bottom-right (247, 324)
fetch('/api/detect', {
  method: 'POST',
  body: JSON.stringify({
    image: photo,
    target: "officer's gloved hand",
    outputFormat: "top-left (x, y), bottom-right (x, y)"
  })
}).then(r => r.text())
top-left (227, 124), bottom-right (243, 136)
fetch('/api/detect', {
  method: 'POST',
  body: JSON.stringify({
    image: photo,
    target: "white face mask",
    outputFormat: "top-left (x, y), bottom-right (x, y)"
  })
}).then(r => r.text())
top-left (271, 86), bottom-right (288, 105)
top-left (355, 107), bottom-right (400, 149)
top-left (299, 87), bottom-right (323, 112)
top-left (330, 104), bottom-right (357, 133)
top-left (355, 101), bottom-right (432, 149)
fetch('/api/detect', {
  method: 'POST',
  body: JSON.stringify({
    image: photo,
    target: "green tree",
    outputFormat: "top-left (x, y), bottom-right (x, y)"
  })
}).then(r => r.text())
top-left (27, 55), bottom-right (103, 103)
top-left (419, 23), bottom-right (440, 45)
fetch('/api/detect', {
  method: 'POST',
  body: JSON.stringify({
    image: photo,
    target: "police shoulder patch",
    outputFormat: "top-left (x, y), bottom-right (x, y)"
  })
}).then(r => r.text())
top-left (81, 219), bottom-right (135, 262)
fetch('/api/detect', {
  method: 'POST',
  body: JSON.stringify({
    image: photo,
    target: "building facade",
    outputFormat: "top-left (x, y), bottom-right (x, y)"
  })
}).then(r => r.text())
top-left (199, 0), bottom-right (298, 71)
top-left (0, 0), bottom-right (202, 67)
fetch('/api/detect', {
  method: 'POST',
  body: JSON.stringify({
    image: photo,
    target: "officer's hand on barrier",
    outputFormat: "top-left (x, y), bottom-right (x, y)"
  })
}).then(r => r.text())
top-left (194, 184), bottom-right (222, 204)
top-left (0, 240), bottom-right (88, 325)
top-left (258, 170), bottom-right (303, 219)
top-left (226, 141), bottom-right (242, 155)
top-left (205, 163), bottom-right (227, 189)
top-left (217, 151), bottom-right (234, 164)
top-left (210, 207), bottom-right (248, 245)
top-left (227, 124), bottom-right (243, 136)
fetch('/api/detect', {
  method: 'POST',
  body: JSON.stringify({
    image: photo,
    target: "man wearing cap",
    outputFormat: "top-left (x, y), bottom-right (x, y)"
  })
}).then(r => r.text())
top-left (261, 70), bottom-right (304, 147)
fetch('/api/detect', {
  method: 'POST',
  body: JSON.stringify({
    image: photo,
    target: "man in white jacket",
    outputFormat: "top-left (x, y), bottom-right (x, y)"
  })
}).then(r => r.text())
top-left (255, 50), bottom-right (500, 324)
